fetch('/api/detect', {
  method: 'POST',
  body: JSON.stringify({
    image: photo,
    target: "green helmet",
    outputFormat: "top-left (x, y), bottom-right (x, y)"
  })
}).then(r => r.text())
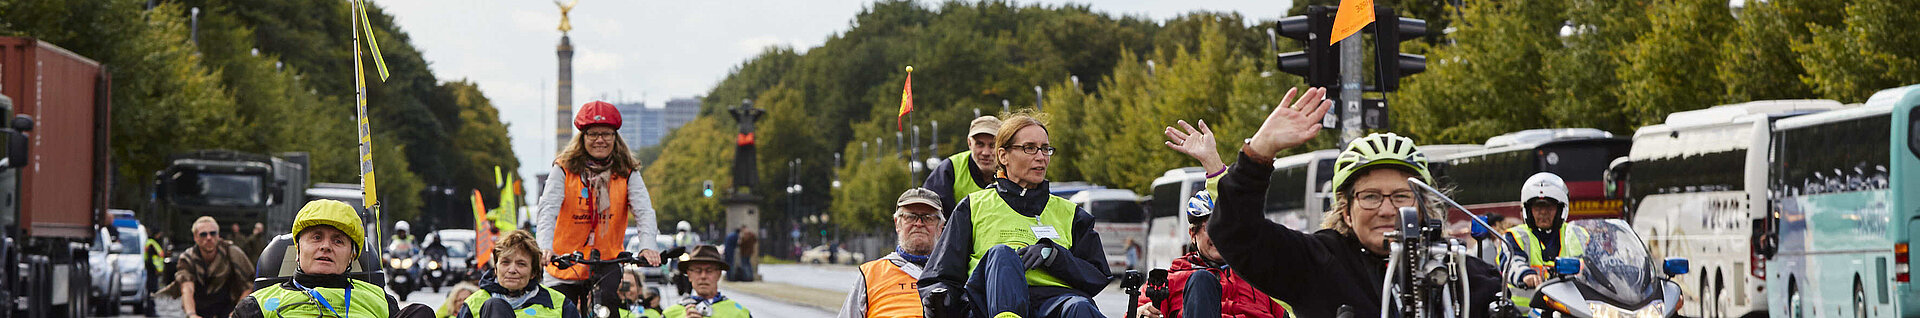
top-left (1329, 133), bottom-right (1433, 193)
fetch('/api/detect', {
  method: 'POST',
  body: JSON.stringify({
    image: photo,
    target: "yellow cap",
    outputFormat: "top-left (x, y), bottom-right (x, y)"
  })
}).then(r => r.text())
top-left (292, 200), bottom-right (366, 250)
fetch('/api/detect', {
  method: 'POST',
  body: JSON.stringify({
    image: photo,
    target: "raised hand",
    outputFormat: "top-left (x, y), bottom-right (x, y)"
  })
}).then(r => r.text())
top-left (1244, 87), bottom-right (1331, 163)
top-left (1163, 119), bottom-right (1224, 174)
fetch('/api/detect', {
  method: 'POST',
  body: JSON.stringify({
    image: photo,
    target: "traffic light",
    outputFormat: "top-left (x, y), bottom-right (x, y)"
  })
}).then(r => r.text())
top-left (702, 180), bottom-right (714, 198)
top-left (1276, 5), bottom-right (1337, 88)
top-left (1371, 8), bottom-right (1428, 92)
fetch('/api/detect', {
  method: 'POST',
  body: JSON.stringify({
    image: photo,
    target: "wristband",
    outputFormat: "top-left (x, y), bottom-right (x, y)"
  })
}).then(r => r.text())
top-left (1205, 166), bottom-right (1228, 178)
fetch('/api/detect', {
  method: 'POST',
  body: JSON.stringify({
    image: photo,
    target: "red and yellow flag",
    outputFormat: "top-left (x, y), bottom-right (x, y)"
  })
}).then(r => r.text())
top-left (1330, 0), bottom-right (1375, 45)
top-left (897, 66), bottom-right (914, 131)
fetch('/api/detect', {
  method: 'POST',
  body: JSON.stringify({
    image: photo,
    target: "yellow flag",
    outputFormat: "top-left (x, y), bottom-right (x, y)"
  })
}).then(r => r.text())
top-left (1330, 0), bottom-right (1375, 45)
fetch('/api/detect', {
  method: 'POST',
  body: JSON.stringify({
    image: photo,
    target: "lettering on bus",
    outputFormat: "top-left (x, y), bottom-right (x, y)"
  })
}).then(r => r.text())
top-left (1569, 199), bottom-right (1623, 217)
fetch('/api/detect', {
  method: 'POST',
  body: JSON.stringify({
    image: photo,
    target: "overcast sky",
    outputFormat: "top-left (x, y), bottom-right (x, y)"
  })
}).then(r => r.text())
top-left (377, 0), bottom-right (1293, 198)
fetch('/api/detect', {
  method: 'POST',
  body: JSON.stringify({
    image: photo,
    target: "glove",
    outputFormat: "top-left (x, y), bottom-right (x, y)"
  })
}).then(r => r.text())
top-left (920, 284), bottom-right (965, 318)
top-left (1018, 239), bottom-right (1064, 270)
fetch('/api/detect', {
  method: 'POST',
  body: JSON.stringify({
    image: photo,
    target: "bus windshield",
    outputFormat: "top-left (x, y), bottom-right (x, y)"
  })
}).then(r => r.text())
top-left (1088, 199), bottom-right (1146, 223)
top-left (169, 172), bottom-right (267, 207)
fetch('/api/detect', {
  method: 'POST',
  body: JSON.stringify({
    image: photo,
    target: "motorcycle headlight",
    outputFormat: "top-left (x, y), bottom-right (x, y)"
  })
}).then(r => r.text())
top-left (428, 261), bottom-right (441, 270)
top-left (1587, 301), bottom-right (1664, 318)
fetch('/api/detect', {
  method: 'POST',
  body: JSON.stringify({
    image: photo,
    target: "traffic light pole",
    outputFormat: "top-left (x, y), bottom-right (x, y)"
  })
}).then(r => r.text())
top-left (1338, 32), bottom-right (1364, 145)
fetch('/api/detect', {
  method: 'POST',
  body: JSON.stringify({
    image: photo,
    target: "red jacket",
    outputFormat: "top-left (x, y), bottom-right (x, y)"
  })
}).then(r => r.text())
top-left (1136, 253), bottom-right (1289, 318)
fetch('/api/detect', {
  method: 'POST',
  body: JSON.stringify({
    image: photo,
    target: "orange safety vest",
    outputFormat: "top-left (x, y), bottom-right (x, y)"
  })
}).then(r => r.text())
top-left (545, 170), bottom-right (632, 281)
top-left (858, 259), bottom-right (924, 318)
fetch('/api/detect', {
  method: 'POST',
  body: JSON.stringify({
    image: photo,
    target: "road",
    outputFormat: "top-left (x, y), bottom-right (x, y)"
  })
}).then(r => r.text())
top-left (97, 263), bottom-right (1138, 317)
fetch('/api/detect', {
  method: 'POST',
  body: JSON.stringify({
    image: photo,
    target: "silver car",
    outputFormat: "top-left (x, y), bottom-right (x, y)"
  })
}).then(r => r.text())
top-left (434, 229), bottom-right (476, 283)
top-left (88, 227), bottom-right (124, 316)
top-left (113, 225), bottom-right (152, 314)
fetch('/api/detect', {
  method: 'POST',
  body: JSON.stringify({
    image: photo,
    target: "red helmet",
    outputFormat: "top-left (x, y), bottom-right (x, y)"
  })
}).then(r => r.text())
top-left (573, 101), bottom-right (623, 130)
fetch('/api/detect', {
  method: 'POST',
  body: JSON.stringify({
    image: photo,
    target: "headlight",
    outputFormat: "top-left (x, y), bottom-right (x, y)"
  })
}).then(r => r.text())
top-left (428, 261), bottom-right (441, 270)
top-left (1588, 301), bottom-right (1665, 318)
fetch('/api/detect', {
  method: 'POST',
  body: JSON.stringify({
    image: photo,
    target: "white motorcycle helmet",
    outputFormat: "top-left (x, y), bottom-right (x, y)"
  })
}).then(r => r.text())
top-left (395, 220), bottom-right (411, 234)
top-left (677, 221), bottom-right (693, 233)
top-left (1519, 172), bottom-right (1570, 229)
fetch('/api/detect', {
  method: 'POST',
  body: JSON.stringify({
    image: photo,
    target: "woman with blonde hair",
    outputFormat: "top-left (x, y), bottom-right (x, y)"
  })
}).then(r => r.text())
top-left (538, 101), bottom-right (663, 316)
top-left (919, 111), bottom-right (1113, 318)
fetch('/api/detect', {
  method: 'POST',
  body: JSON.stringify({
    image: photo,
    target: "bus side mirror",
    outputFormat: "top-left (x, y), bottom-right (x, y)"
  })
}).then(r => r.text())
top-left (1664, 257), bottom-right (1689, 276)
top-left (1554, 257), bottom-right (1581, 276)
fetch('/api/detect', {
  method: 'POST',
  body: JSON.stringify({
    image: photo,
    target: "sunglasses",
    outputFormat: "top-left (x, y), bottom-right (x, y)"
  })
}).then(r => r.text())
top-left (197, 231), bottom-right (220, 238)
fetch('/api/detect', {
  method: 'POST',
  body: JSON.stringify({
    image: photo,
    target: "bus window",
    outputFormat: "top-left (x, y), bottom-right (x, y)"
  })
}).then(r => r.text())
top-left (1910, 107), bottom-right (1919, 159)
top-left (1772, 115), bottom-right (1890, 195)
top-left (1267, 165), bottom-right (1309, 212)
top-left (1151, 181), bottom-right (1183, 218)
top-left (1088, 200), bottom-right (1146, 223)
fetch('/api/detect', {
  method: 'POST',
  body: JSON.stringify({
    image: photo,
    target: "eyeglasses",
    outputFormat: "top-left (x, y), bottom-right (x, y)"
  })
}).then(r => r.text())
top-left (584, 131), bottom-right (618, 140)
top-left (1353, 190), bottom-right (1418, 210)
top-left (197, 231), bottom-right (220, 238)
top-left (1005, 144), bottom-right (1056, 156)
top-left (896, 213), bottom-right (942, 225)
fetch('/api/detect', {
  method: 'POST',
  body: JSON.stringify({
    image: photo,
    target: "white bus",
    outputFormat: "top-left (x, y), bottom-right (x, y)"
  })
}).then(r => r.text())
top-left (1069, 189), bottom-right (1147, 272)
top-left (1262, 145), bottom-right (1481, 233)
top-left (1144, 167), bottom-right (1207, 270)
top-left (1624, 99), bottom-right (1842, 318)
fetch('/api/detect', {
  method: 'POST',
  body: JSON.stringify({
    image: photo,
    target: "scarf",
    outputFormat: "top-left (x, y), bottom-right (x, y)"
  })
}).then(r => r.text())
top-left (896, 246), bottom-right (929, 265)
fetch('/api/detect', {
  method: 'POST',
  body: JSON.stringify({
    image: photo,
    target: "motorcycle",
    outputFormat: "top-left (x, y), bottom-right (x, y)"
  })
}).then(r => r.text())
top-left (386, 244), bottom-right (419, 301)
top-left (416, 252), bottom-right (448, 292)
top-left (1507, 219), bottom-right (1688, 318)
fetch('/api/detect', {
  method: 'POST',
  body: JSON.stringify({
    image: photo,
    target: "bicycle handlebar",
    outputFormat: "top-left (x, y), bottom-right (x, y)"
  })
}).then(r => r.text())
top-left (550, 251), bottom-right (660, 269)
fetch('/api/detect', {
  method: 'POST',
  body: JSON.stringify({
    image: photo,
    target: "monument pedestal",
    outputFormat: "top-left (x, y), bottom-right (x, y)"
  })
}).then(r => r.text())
top-left (721, 193), bottom-right (760, 281)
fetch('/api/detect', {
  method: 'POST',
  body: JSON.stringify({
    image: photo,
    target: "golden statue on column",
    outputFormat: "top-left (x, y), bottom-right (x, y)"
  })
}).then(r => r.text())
top-left (555, 0), bottom-right (578, 33)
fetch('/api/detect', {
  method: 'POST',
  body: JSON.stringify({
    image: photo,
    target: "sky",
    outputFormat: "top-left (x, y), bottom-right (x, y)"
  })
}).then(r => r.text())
top-left (377, 0), bottom-right (1293, 200)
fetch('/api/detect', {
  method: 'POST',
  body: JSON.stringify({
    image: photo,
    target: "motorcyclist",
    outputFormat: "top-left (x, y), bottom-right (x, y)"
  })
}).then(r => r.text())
top-left (1502, 172), bottom-right (1590, 309)
top-left (390, 221), bottom-right (418, 257)
top-left (1204, 87), bottom-right (1502, 318)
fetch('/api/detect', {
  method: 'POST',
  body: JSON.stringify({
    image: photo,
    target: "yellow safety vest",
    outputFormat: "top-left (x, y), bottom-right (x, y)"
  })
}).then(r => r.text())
top-left (249, 279), bottom-right (390, 318)
top-left (663, 299), bottom-right (750, 318)
top-left (949, 152), bottom-right (986, 198)
top-left (1504, 225), bottom-right (1588, 308)
top-left (966, 190), bottom-right (1079, 289)
top-left (462, 287), bottom-right (569, 318)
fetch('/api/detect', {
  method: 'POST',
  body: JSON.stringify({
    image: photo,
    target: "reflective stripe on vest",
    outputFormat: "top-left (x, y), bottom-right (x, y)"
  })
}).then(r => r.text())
top-left (463, 287), bottom-right (568, 318)
top-left (966, 189), bottom-right (1078, 288)
top-left (1503, 225), bottom-right (1588, 308)
top-left (663, 299), bottom-right (750, 318)
top-left (949, 151), bottom-right (985, 199)
top-left (250, 280), bottom-right (390, 318)
top-left (548, 170), bottom-right (632, 281)
top-left (859, 259), bottom-right (924, 318)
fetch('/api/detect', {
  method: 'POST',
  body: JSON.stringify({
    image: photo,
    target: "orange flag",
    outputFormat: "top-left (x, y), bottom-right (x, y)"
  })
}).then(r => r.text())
top-left (897, 66), bottom-right (914, 131)
top-left (1330, 0), bottom-right (1375, 45)
top-left (472, 189), bottom-right (494, 268)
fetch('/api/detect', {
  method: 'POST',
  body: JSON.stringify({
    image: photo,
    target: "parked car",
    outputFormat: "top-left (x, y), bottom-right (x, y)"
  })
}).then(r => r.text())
top-left (111, 214), bottom-right (154, 315)
top-left (799, 245), bottom-right (865, 265)
top-left (88, 226), bottom-right (124, 316)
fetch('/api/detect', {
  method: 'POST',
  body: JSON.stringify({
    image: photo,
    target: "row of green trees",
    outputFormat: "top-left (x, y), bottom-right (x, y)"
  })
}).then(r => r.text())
top-left (644, 0), bottom-right (1917, 235)
top-left (0, 0), bottom-right (522, 226)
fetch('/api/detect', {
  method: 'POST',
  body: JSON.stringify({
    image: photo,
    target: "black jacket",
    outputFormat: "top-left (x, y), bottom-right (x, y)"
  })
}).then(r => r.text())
top-left (921, 154), bottom-right (993, 217)
top-left (231, 272), bottom-right (403, 318)
top-left (919, 178), bottom-right (1113, 303)
top-left (1208, 151), bottom-right (1502, 318)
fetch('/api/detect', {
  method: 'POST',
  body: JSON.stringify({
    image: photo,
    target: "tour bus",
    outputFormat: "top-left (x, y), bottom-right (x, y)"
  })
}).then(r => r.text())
top-left (1263, 145), bottom-right (1481, 233)
top-left (1624, 99), bottom-right (1843, 318)
top-left (1144, 167), bottom-right (1207, 270)
top-left (1439, 129), bottom-right (1631, 225)
top-left (1068, 189), bottom-right (1146, 272)
top-left (1765, 85), bottom-right (1920, 317)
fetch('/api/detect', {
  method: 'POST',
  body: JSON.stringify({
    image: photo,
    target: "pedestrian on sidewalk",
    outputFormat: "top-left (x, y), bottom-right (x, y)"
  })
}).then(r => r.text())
top-left (837, 188), bottom-right (945, 318)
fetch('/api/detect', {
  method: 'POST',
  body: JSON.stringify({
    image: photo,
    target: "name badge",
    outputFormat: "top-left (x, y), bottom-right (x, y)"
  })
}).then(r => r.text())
top-left (1031, 225), bottom-right (1060, 240)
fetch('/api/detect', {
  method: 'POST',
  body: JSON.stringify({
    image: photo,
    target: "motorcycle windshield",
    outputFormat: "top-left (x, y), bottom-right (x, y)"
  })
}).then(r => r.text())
top-left (1569, 219), bottom-right (1658, 305)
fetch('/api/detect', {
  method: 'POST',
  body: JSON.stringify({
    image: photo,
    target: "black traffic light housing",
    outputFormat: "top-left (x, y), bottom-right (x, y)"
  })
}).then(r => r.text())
top-left (702, 180), bottom-right (715, 198)
top-left (1371, 8), bottom-right (1428, 92)
top-left (1276, 5), bottom-right (1338, 88)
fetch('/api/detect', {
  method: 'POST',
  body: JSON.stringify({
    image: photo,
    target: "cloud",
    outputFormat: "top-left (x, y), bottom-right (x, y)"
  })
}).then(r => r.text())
top-left (573, 49), bottom-right (623, 73)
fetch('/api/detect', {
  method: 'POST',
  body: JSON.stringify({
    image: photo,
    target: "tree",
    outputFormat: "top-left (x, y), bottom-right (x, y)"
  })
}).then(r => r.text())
top-left (1617, 0), bottom-right (1734, 125)
top-left (1794, 0), bottom-right (1920, 102)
